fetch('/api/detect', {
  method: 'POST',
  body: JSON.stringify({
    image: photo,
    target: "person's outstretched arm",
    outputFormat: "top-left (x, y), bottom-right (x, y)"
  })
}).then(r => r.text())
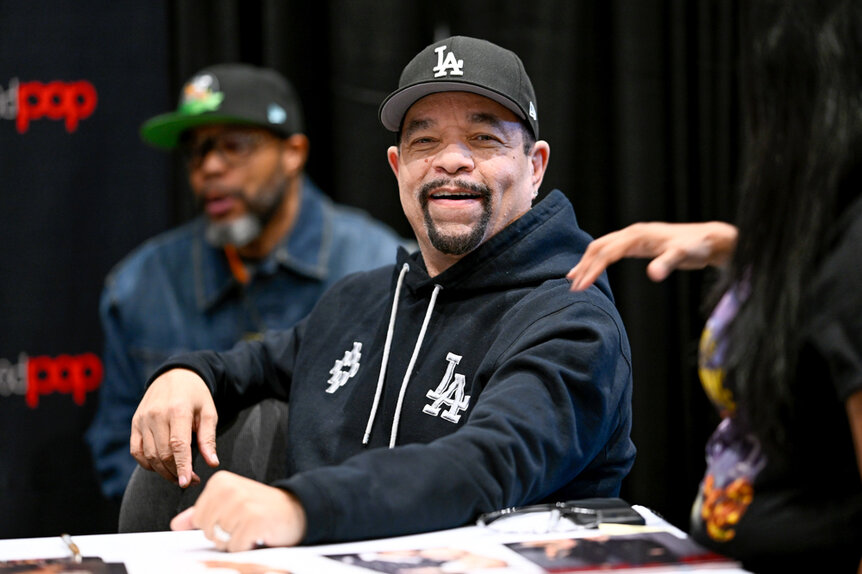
top-left (567, 221), bottom-right (738, 291)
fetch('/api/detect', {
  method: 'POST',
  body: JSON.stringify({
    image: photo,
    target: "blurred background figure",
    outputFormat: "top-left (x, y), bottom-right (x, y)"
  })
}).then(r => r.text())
top-left (85, 63), bottom-right (407, 504)
top-left (569, 1), bottom-right (862, 571)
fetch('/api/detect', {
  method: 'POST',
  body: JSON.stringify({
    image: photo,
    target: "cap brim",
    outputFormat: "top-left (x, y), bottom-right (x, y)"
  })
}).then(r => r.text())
top-left (140, 112), bottom-right (265, 149)
top-left (379, 81), bottom-right (527, 132)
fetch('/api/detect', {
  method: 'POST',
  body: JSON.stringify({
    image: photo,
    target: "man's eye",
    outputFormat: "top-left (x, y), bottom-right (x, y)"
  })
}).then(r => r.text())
top-left (225, 134), bottom-right (253, 149)
top-left (409, 137), bottom-right (437, 148)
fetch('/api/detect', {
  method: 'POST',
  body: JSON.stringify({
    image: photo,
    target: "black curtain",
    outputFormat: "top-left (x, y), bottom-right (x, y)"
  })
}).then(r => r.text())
top-left (0, 0), bottom-right (741, 537)
top-left (162, 0), bottom-right (741, 530)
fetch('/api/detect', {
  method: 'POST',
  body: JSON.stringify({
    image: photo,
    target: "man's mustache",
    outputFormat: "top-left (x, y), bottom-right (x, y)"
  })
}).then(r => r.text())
top-left (419, 179), bottom-right (492, 207)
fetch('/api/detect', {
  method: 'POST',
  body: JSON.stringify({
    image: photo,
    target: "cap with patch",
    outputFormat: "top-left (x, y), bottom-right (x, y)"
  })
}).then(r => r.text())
top-left (379, 36), bottom-right (539, 139)
top-left (140, 63), bottom-right (304, 149)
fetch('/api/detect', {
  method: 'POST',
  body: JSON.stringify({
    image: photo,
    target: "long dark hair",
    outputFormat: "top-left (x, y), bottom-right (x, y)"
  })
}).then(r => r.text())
top-left (718, 0), bottom-right (862, 452)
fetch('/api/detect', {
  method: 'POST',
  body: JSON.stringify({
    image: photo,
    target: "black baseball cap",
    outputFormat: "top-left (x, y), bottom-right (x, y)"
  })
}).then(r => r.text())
top-left (379, 36), bottom-right (539, 139)
top-left (140, 63), bottom-right (304, 149)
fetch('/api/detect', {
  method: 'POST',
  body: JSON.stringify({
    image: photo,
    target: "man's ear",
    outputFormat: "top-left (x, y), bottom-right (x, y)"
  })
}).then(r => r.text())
top-left (387, 145), bottom-right (400, 178)
top-left (280, 133), bottom-right (310, 175)
top-left (529, 140), bottom-right (550, 190)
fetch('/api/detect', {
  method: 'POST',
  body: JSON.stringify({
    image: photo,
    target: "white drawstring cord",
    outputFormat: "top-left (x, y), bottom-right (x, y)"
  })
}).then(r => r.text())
top-left (389, 283), bottom-right (442, 448)
top-left (362, 263), bottom-right (409, 445)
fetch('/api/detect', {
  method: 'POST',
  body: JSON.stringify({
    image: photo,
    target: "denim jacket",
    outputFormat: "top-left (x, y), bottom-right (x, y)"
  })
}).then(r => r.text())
top-left (85, 179), bottom-right (407, 500)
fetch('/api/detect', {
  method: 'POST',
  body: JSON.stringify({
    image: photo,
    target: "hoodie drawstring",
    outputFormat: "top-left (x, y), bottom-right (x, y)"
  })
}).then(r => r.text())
top-left (363, 263), bottom-right (409, 445)
top-left (389, 282), bottom-right (442, 448)
top-left (361, 262), bottom-right (443, 448)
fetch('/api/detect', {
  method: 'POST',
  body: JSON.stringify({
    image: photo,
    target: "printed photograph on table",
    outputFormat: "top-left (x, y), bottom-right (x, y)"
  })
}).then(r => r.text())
top-left (325, 546), bottom-right (536, 574)
top-left (199, 560), bottom-right (292, 574)
top-left (505, 531), bottom-right (737, 572)
top-left (0, 557), bottom-right (127, 573)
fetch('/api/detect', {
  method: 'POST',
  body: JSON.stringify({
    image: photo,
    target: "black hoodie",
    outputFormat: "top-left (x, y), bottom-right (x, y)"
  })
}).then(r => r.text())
top-left (159, 190), bottom-right (636, 544)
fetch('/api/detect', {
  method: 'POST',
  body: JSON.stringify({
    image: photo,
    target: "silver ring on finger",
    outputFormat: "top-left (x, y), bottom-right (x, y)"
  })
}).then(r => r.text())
top-left (213, 523), bottom-right (231, 543)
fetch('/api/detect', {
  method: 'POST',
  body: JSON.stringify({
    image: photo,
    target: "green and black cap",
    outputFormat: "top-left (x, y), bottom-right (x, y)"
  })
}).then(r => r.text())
top-left (140, 63), bottom-right (304, 149)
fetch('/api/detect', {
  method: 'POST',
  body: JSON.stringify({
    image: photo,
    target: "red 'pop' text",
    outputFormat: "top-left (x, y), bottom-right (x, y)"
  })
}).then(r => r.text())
top-left (0, 352), bottom-right (103, 408)
top-left (0, 78), bottom-right (98, 133)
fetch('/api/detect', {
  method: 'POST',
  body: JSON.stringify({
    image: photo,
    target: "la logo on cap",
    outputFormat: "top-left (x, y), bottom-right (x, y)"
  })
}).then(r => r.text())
top-left (433, 45), bottom-right (464, 78)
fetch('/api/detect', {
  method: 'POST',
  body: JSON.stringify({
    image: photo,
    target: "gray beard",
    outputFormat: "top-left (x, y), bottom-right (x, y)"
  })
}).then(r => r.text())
top-left (201, 166), bottom-right (290, 248)
top-left (204, 214), bottom-right (263, 248)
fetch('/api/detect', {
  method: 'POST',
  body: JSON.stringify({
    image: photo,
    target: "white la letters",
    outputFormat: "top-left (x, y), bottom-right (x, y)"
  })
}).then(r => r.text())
top-left (433, 45), bottom-right (464, 78)
top-left (423, 352), bottom-right (471, 423)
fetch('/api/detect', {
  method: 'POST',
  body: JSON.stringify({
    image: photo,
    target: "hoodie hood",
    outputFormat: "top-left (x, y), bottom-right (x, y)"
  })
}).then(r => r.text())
top-left (397, 190), bottom-right (614, 302)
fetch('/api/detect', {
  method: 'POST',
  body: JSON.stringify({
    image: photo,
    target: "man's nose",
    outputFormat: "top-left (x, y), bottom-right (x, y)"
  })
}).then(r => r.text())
top-left (431, 141), bottom-right (475, 174)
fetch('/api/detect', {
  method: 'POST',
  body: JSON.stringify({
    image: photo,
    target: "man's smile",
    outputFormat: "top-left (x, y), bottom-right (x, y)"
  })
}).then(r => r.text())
top-left (427, 187), bottom-right (484, 201)
top-left (421, 179), bottom-right (490, 208)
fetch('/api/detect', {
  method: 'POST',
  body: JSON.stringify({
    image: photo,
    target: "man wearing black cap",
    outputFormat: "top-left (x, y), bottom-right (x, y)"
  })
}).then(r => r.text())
top-left (85, 63), bottom-right (407, 503)
top-left (130, 38), bottom-right (634, 549)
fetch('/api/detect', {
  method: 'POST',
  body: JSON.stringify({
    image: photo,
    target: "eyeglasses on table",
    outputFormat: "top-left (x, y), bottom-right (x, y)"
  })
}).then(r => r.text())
top-left (476, 501), bottom-right (602, 534)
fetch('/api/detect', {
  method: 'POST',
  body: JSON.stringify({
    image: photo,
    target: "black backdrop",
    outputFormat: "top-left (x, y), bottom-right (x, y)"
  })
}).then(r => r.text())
top-left (0, 0), bottom-right (740, 537)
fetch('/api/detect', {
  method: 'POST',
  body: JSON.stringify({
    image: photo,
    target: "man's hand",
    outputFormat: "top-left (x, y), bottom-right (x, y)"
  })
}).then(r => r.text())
top-left (567, 221), bottom-right (738, 291)
top-left (129, 368), bottom-right (219, 488)
top-left (170, 471), bottom-right (307, 551)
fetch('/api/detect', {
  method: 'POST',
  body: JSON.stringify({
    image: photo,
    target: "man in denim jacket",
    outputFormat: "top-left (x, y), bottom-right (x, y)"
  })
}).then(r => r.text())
top-left (86, 64), bottom-right (407, 502)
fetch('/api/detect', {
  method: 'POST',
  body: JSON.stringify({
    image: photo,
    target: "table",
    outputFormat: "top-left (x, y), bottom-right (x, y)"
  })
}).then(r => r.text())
top-left (0, 507), bottom-right (753, 573)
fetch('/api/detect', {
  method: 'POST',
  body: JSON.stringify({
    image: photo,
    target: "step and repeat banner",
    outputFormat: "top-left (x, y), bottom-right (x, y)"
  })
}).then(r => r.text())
top-left (0, 2), bottom-right (173, 536)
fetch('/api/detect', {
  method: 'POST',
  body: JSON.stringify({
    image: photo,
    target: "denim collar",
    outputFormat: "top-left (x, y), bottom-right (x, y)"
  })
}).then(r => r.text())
top-left (192, 177), bottom-right (333, 311)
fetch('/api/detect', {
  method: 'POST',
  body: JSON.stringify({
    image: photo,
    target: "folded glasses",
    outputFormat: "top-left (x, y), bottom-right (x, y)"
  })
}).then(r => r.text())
top-left (477, 502), bottom-right (602, 534)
